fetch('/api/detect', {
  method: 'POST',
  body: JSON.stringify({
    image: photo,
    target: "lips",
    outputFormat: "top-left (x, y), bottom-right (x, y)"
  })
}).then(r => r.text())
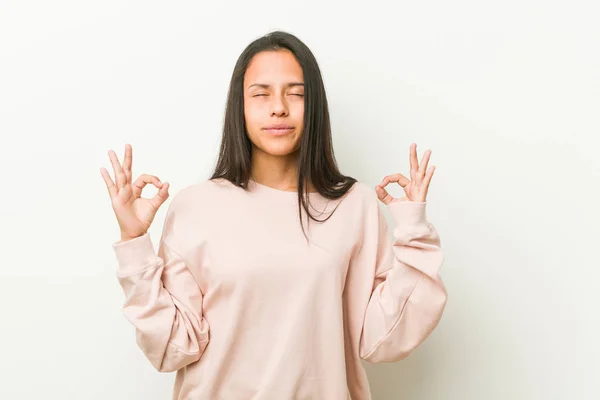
top-left (263, 124), bottom-right (295, 136)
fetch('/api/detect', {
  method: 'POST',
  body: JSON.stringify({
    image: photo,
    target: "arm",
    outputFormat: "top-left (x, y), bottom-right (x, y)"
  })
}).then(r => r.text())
top-left (112, 199), bottom-right (209, 372)
top-left (357, 198), bottom-right (447, 363)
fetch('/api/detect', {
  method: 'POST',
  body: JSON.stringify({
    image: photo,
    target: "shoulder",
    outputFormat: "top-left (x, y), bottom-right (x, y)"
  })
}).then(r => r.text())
top-left (343, 180), bottom-right (379, 209)
top-left (347, 181), bottom-right (376, 198)
top-left (166, 178), bottom-right (240, 213)
top-left (324, 180), bottom-right (382, 227)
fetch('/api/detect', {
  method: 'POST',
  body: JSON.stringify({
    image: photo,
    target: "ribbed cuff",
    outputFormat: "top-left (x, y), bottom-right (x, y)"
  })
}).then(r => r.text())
top-left (112, 233), bottom-right (158, 276)
top-left (387, 200), bottom-right (428, 226)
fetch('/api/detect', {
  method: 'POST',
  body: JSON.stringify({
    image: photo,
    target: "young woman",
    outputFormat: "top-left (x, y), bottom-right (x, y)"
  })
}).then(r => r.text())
top-left (101, 30), bottom-right (447, 400)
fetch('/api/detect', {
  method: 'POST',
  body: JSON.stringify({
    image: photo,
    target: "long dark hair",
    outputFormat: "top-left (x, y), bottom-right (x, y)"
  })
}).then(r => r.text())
top-left (210, 30), bottom-right (357, 239)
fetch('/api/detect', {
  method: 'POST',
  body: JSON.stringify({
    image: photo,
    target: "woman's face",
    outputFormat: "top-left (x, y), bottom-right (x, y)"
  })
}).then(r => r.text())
top-left (243, 49), bottom-right (305, 157)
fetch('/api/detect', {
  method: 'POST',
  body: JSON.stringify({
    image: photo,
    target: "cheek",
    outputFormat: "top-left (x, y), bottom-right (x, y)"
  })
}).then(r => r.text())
top-left (291, 101), bottom-right (305, 124)
top-left (244, 103), bottom-right (262, 131)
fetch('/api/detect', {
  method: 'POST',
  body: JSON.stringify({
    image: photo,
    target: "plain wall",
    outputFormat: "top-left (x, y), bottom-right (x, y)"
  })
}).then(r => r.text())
top-left (1, 0), bottom-right (598, 399)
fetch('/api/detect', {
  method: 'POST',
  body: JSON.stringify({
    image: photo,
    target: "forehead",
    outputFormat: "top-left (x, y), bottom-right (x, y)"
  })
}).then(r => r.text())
top-left (244, 50), bottom-right (303, 84)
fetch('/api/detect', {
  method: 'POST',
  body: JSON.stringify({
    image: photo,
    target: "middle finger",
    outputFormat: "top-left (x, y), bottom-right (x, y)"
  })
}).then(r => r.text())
top-left (410, 143), bottom-right (419, 181)
top-left (123, 144), bottom-right (133, 184)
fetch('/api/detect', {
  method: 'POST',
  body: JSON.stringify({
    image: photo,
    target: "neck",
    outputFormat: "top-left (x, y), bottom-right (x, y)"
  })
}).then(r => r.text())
top-left (250, 146), bottom-right (315, 192)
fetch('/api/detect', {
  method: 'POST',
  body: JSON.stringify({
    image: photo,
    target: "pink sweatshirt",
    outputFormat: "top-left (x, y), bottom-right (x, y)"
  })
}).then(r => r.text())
top-left (112, 178), bottom-right (447, 399)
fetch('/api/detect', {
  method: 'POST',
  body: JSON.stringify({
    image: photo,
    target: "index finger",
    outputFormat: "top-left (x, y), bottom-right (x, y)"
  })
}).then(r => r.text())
top-left (132, 174), bottom-right (163, 197)
top-left (380, 173), bottom-right (410, 188)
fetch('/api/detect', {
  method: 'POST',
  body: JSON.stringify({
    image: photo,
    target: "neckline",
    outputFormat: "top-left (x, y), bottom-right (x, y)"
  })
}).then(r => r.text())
top-left (248, 178), bottom-right (320, 197)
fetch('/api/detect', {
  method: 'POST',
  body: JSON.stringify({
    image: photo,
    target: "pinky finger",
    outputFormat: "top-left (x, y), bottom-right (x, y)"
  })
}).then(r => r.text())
top-left (100, 167), bottom-right (118, 198)
top-left (422, 165), bottom-right (436, 189)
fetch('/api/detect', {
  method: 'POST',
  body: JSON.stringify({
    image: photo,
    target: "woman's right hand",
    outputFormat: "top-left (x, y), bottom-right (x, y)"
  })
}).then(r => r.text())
top-left (100, 144), bottom-right (170, 242)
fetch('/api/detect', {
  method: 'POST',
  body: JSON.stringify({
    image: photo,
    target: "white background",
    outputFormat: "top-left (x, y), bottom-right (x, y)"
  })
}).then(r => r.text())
top-left (1, 0), bottom-right (599, 399)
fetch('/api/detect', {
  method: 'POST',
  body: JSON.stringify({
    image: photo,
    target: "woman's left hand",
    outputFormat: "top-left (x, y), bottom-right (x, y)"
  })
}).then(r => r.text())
top-left (375, 143), bottom-right (436, 204)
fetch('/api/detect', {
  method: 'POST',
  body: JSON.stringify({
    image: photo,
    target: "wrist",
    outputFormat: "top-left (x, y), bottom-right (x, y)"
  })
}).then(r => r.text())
top-left (119, 233), bottom-right (145, 243)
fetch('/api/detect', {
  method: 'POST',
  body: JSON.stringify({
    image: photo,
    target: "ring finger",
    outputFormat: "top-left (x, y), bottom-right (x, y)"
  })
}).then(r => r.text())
top-left (418, 150), bottom-right (432, 181)
top-left (108, 150), bottom-right (126, 189)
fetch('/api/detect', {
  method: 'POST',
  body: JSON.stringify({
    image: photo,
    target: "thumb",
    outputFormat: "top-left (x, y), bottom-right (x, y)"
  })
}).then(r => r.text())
top-left (375, 184), bottom-right (392, 205)
top-left (150, 182), bottom-right (170, 209)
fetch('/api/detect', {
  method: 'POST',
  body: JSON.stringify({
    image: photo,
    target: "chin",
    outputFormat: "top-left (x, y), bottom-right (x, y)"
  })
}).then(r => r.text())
top-left (262, 145), bottom-right (299, 157)
top-left (248, 132), bottom-right (300, 157)
top-left (254, 140), bottom-right (300, 157)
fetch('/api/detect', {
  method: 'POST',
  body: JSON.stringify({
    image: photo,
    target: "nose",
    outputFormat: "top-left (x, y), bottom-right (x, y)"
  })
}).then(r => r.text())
top-left (270, 94), bottom-right (289, 117)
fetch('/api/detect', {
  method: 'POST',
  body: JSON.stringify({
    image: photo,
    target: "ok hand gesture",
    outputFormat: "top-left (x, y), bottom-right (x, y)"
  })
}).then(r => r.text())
top-left (100, 144), bottom-right (170, 242)
top-left (376, 143), bottom-right (436, 204)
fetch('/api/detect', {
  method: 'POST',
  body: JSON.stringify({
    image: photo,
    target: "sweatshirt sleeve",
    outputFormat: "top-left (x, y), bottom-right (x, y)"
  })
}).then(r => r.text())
top-left (112, 197), bottom-right (210, 372)
top-left (357, 196), bottom-right (447, 363)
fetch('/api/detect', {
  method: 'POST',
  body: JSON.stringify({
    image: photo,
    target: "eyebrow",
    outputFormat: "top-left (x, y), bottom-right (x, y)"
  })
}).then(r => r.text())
top-left (247, 82), bottom-right (305, 89)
